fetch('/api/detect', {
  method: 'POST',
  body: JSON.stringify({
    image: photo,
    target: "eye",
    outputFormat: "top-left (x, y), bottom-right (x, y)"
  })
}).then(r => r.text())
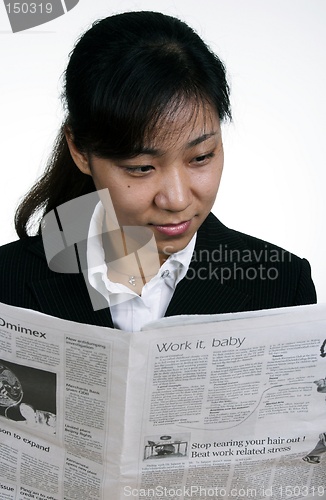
top-left (123, 165), bottom-right (154, 176)
top-left (192, 152), bottom-right (215, 165)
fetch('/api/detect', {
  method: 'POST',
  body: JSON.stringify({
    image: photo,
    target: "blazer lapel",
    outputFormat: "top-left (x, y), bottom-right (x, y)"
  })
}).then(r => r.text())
top-left (165, 265), bottom-right (250, 316)
top-left (165, 213), bottom-right (252, 316)
top-left (27, 238), bottom-right (114, 328)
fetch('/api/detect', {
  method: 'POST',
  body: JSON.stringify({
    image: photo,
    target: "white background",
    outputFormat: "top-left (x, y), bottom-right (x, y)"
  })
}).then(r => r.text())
top-left (0, 0), bottom-right (325, 300)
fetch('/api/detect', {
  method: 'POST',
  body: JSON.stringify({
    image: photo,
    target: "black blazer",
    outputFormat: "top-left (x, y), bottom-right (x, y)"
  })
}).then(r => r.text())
top-left (0, 214), bottom-right (316, 329)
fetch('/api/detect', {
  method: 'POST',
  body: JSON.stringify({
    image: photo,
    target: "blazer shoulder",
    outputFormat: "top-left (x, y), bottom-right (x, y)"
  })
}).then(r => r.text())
top-left (197, 214), bottom-right (317, 307)
top-left (202, 213), bottom-right (304, 261)
top-left (0, 236), bottom-right (46, 270)
top-left (0, 236), bottom-right (53, 307)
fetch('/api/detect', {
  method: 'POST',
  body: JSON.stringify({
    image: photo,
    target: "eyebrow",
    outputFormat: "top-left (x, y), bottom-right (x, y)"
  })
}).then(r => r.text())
top-left (135, 132), bottom-right (218, 157)
top-left (186, 132), bottom-right (217, 148)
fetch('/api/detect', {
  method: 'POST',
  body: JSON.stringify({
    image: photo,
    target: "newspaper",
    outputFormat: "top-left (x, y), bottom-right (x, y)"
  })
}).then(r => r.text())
top-left (0, 301), bottom-right (326, 500)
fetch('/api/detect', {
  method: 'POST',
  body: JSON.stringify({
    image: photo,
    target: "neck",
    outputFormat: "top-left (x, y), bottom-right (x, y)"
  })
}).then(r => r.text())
top-left (103, 224), bottom-right (161, 294)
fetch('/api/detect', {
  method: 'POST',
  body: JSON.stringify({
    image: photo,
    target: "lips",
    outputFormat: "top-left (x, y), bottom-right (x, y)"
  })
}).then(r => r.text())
top-left (152, 220), bottom-right (192, 236)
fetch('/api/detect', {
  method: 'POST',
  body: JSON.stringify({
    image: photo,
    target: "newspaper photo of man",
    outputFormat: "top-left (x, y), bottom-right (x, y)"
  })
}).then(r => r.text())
top-left (0, 360), bottom-right (57, 435)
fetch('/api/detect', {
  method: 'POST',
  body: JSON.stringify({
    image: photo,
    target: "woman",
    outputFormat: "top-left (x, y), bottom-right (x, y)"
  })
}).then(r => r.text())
top-left (0, 11), bottom-right (316, 331)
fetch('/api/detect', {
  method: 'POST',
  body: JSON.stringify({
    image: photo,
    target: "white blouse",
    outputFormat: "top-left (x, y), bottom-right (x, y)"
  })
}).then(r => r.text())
top-left (87, 202), bottom-right (195, 332)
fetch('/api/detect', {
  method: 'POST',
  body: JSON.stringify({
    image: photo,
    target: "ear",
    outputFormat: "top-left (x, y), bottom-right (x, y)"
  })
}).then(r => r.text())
top-left (65, 128), bottom-right (92, 176)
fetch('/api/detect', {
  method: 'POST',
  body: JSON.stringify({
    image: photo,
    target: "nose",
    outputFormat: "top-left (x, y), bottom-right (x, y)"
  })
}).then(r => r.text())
top-left (154, 165), bottom-right (193, 212)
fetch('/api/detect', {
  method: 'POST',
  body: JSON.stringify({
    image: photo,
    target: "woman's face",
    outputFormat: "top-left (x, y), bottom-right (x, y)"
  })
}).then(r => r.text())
top-left (70, 104), bottom-right (224, 262)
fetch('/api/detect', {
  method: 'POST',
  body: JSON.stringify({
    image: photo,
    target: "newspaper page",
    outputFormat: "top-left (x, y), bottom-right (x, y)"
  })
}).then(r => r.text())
top-left (121, 304), bottom-right (326, 500)
top-left (0, 301), bottom-right (132, 500)
top-left (0, 302), bottom-right (326, 500)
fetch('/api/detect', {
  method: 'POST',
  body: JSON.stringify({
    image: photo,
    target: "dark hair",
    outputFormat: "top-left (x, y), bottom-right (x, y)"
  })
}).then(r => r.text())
top-left (15, 10), bottom-right (231, 237)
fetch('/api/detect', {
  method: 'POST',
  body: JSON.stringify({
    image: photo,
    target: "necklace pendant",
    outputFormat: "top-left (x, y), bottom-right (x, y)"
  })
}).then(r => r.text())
top-left (128, 276), bottom-right (136, 286)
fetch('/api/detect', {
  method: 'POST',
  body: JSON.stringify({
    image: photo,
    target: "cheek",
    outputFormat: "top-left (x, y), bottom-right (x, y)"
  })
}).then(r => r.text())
top-left (91, 174), bottom-right (131, 220)
top-left (196, 166), bottom-right (223, 201)
top-left (211, 160), bottom-right (224, 195)
top-left (108, 185), bottom-right (152, 223)
top-left (90, 168), bottom-right (110, 190)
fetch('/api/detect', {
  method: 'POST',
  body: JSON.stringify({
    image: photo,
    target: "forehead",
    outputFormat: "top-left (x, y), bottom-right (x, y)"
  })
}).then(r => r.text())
top-left (145, 101), bottom-right (220, 150)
